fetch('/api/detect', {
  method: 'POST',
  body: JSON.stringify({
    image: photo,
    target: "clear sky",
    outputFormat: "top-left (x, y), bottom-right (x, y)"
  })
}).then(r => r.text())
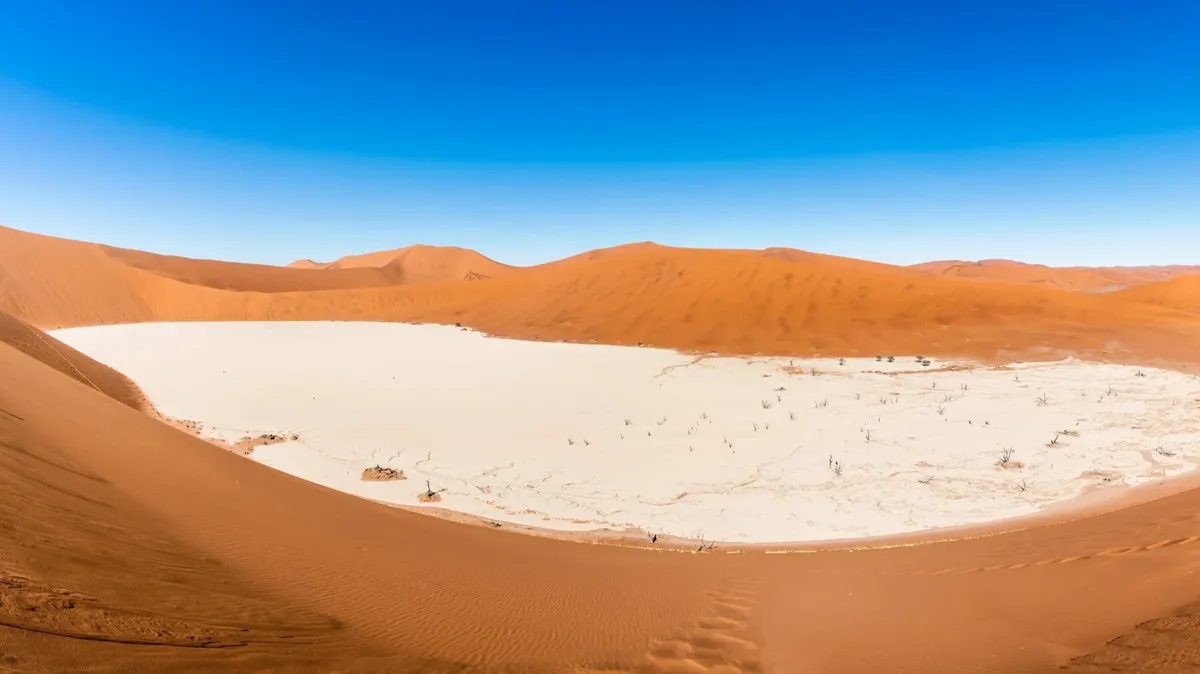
top-left (1, 1), bottom-right (1197, 267)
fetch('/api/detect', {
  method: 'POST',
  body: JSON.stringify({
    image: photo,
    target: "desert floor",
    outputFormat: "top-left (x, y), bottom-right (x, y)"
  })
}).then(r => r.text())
top-left (53, 321), bottom-right (1200, 544)
top-left (6, 224), bottom-right (1200, 673)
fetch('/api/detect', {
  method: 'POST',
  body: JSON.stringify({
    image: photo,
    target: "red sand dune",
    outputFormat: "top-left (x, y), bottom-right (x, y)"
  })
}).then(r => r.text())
top-left (285, 258), bottom-right (326, 270)
top-left (909, 258), bottom-right (1200, 293)
top-left (4, 227), bottom-right (1199, 366)
top-left (287, 242), bottom-right (515, 283)
top-left (4, 224), bottom-right (1200, 672)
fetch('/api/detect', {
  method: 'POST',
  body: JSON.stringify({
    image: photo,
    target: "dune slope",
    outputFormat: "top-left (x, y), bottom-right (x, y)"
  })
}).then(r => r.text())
top-left (100, 244), bottom-right (409, 292)
top-left (288, 242), bottom-right (515, 282)
top-left (6, 226), bottom-right (1199, 366)
top-left (0, 225), bottom-right (156, 328)
top-left (0, 309), bottom-right (145, 409)
top-left (0, 226), bottom-right (499, 326)
top-left (1112, 275), bottom-right (1200, 314)
top-left (253, 245), bottom-right (1200, 365)
top-left (5, 320), bottom-right (1200, 672)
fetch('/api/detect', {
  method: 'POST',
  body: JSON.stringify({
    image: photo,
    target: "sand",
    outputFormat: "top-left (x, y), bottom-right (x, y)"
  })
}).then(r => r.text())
top-left (909, 258), bottom-right (1200, 293)
top-left (5, 310), bottom-right (1200, 673)
top-left (286, 242), bottom-right (514, 282)
top-left (52, 321), bottom-right (1200, 544)
top-left (6, 224), bottom-right (1200, 369)
top-left (6, 224), bottom-right (1200, 673)
top-left (1114, 275), bottom-right (1200, 314)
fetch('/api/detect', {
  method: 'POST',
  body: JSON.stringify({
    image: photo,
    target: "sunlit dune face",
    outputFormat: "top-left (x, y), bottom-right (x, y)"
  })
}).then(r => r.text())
top-left (54, 322), bottom-right (1200, 545)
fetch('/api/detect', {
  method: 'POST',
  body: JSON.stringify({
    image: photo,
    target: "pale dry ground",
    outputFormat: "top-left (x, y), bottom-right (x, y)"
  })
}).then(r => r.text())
top-left (53, 321), bottom-right (1200, 544)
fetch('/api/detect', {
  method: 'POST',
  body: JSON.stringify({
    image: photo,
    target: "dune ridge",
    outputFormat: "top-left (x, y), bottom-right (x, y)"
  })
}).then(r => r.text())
top-left (0, 307), bottom-right (146, 410)
top-left (287, 242), bottom-right (515, 281)
top-left (100, 244), bottom-right (411, 292)
top-left (4, 226), bottom-right (1199, 367)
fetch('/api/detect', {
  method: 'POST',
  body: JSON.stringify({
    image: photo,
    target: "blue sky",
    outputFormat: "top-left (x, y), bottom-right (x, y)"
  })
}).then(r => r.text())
top-left (0, 1), bottom-right (1197, 266)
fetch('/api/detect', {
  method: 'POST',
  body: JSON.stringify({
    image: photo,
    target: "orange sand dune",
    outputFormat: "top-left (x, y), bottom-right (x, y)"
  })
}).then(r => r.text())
top-left (758, 245), bottom-right (909, 274)
top-left (5, 311), bottom-right (1200, 672)
top-left (5, 226), bottom-right (1200, 366)
top-left (286, 258), bottom-right (326, 270)
top-left (310, 244), bottom-right (1200, 364)
top-left (1112, 275), bottom-right (1200, 314)
top-left (0, 224), bottom-right (406, 325)
top-left (910, 258), bottom-right (1200, 293)
top-left (0, 225), bottom-right (158, 328)
top-left (288, 242), bottom-right (515, 282)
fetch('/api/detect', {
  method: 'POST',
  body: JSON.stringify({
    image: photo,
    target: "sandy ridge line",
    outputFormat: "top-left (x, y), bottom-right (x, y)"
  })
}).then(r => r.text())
top-left (13, 318), bottom-right (105, 397)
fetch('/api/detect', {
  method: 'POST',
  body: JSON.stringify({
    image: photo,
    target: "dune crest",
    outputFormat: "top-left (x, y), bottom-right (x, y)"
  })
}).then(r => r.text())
top-left (0, 309), bottom-right (146, 410)
top-left (289, 242), bottom-right (515, 282)
top-left (3, 225), bottom-right (1198, 368)
top-left (286, 258), bottom-right (328, 269)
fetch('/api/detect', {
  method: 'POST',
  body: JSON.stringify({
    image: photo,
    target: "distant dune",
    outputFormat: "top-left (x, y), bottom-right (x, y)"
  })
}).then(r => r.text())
top-left (909, 258), bottom-right (1200, 293)
top-left (1112, 275), bottom-right (1200, 314)
top-left (287, 243), bottom-right (515, 283)
top-left (3, 225), bottom-right (1199, 365)
top-left (0, 308), bottom-right (145, 409)
top-left (285, 258), bottom-right (326, 270)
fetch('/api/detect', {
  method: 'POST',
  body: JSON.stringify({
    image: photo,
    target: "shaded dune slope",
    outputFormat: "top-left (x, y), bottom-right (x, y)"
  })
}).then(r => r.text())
top-left (100, 244), bottom-right (409, 292)
top-left (0, 226), bottom-right (155, 328)
top-left (4, 324), bottom-right (1200, 672)
top-left (0, 226), bottom-right (507, 327)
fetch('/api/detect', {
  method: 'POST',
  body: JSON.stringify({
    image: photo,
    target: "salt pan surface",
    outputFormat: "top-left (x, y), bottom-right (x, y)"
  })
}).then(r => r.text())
top-left (53, 322), bottom-right (1200, 543)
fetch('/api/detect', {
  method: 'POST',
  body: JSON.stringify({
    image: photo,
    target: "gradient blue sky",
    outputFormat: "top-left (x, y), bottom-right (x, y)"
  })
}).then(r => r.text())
top-left (1, 1), bottom-right (1197, 266)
